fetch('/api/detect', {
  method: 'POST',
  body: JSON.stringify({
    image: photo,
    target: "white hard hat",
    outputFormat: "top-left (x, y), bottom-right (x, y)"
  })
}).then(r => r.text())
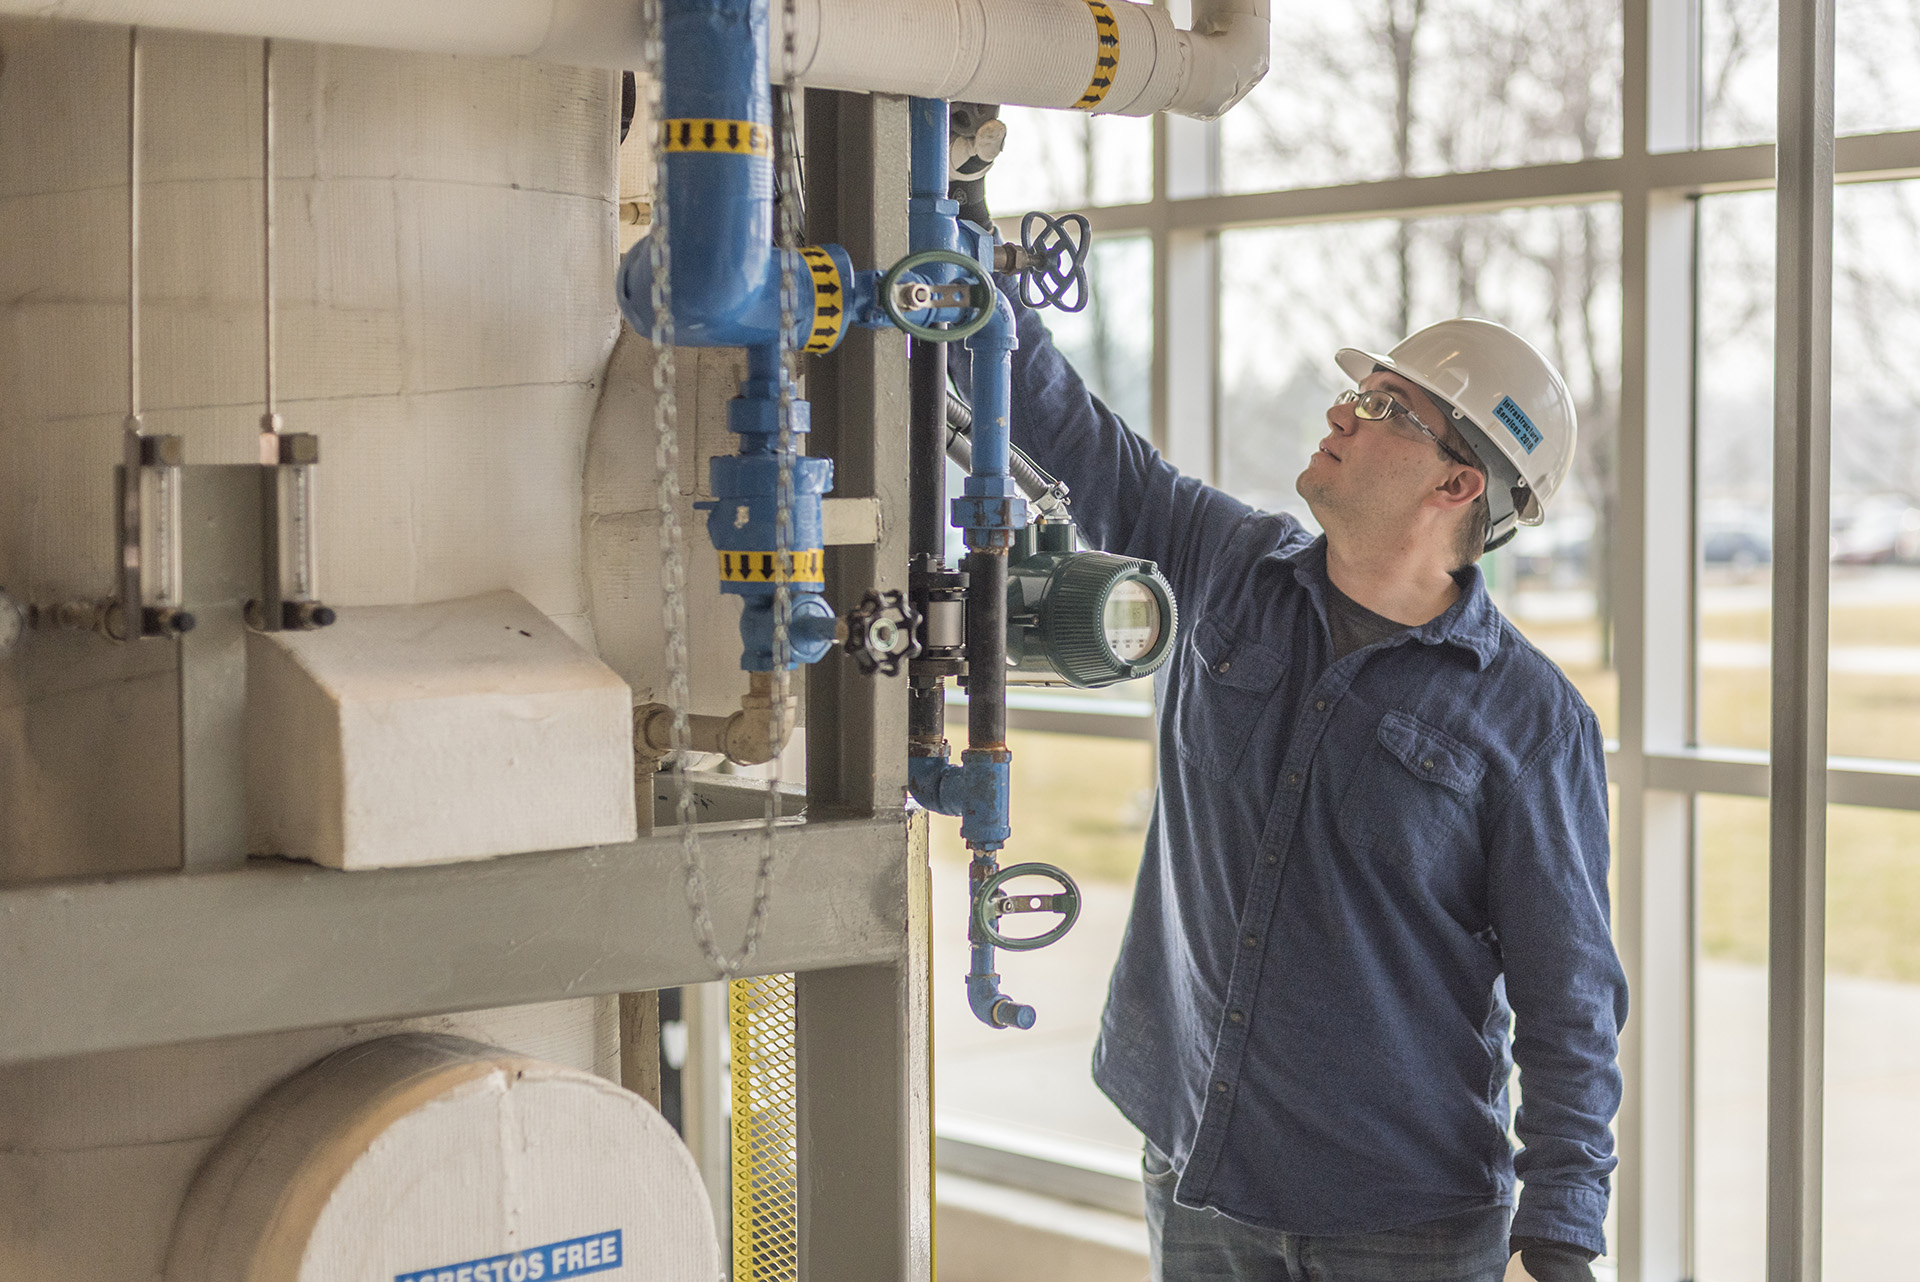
top-left (1336, 318), bottom-right (1578, 542)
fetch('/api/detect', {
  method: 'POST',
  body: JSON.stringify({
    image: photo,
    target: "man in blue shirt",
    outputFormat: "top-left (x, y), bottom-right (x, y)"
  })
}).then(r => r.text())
top-left (980, 305), bottom-right (1627, 1282)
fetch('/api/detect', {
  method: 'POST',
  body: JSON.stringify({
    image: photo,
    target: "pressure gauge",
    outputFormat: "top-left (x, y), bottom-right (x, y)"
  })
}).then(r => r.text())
top-left (1005, 522), bottom-right (1178, 687)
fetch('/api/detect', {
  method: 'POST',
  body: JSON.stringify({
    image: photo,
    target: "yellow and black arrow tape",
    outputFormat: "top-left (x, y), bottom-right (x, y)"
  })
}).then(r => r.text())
top-left (800, 246), bottom-right (846, 354)
top-left (659, 118), bottom-right (772, 157)
top-left (719, 549), bottom-right (825, 584)
top-left (1073, 0), bottom-right (1121, 110)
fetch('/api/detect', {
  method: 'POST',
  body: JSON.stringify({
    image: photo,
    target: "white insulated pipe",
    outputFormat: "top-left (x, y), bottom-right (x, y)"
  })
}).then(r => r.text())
top-left (3, 0), bottom-right (1270, 119)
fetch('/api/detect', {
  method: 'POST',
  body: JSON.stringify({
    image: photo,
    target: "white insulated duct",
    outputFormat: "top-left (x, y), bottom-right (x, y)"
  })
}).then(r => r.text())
top-left (0, 0), bottom-right (1271, 120)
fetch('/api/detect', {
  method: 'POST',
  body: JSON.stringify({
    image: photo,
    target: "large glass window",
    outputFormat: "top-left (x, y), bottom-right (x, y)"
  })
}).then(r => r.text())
top-left (1221, 0), bottom-right (1622, 192)
top-left (1696, 794), bottom-right (1769, 1282)
top-left (1830, 180), bottom-right (1920, 763)
top-left (1696, 191), bottom-right (1774, 753)
top-left (1823, 803), bottom-right (1920, 1277)
top-left (1703, 0), bottom-right (1920, 147)
top-left (1217, 203), bottom-right (1622, 735)
top-left (1046, 235), bottom-right (1153, 435)
top-left (1698, 181), bottom-right (1920, 763)
top-left (991, 106), bottom-right (1152, 212)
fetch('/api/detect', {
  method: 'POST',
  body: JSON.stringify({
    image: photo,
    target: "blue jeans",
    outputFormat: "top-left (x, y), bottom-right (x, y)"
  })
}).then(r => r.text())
top-left (1144, 1143), bottom-right (1512, 1282)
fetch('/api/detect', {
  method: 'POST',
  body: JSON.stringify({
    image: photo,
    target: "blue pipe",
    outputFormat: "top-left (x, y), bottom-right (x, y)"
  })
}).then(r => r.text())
top-left (908, 97), bottom-right (960, 262)
top-left (614, 0), bottom-right (851, 672)
top-left (952, 294), bottom-right (1021, 540)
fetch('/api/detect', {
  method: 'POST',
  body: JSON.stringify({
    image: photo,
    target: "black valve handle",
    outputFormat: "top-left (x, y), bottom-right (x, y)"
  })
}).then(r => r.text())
top-left (1017, 210), bottom-right (1092, 314)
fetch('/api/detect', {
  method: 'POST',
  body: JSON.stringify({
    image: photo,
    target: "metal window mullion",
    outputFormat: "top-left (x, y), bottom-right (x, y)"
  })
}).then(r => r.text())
top-left (1767, 0), bottom-right (1835, 1273)
top-left (1158, 111), bottom-right (1219, 481)
top-left (1062, 131), bottom-right (1920, 242)
top-left (1614, 2), bottom-right (1701, 1275)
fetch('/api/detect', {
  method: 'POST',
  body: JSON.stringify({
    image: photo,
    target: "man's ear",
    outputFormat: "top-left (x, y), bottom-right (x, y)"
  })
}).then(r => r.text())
top-left (1432, 463), bottom-right (1487, 511)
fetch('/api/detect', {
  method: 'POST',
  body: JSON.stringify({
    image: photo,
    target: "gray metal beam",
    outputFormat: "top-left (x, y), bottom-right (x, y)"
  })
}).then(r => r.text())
top-left (1768, 0), bottom-right (1834, 1270)
top-left (0, 816), bottom-right (911, 1066)
top-left (794, 89), bottom-right (929, 1282)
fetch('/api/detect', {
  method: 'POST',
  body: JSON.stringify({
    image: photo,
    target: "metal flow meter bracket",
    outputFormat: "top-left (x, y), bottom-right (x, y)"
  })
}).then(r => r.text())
top-left (1005, 520), bottom-right (1178, 687)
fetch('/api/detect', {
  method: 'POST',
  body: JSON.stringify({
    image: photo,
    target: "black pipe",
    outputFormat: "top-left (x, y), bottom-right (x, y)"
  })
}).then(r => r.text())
top-left (965, 548), bottom-right (1008, 747)
top-left (910, 337), bottom-right (948, 562)
top-left (909, 335), bottom-right (950, 753)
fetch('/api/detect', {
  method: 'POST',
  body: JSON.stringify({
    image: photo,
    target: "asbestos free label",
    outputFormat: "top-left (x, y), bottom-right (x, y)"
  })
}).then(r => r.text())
top-left (396, 1230), bottom-right (623, 1282)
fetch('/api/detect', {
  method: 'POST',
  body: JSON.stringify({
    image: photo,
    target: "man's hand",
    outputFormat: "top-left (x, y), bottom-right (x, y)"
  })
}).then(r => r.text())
top-left (1510, 1238), bottom-right (1596, 1282)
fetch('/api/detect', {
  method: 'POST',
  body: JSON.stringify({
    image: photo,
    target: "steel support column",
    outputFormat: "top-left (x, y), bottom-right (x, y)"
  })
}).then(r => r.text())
top-left (804, 88), bottom-right (911, 820)
top-left (796, 88), bottom-right (929, 1282)
top-left (796, 813), bottom-right (933, 1282)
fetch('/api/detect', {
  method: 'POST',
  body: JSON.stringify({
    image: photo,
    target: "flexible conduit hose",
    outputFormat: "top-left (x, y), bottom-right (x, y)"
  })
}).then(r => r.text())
top-left (943, 389), bottom-right (1068, 519)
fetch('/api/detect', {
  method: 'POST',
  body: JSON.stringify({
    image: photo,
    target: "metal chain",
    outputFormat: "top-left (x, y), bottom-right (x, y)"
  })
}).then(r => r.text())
top-left (645, 0), bottom-right (784, 978)
top-left (763, 0), bottom-right (804, 933)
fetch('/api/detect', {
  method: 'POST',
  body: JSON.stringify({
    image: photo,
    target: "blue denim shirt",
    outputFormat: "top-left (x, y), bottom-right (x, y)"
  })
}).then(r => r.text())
top-left (980, 306), bottom-right (1627, 1256)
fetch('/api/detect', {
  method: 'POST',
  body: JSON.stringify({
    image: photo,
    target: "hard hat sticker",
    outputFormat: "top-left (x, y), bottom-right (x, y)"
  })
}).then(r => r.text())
top-left (395, 1229), bottom-right (622, 1282)
top-left (1492, 395), bottom-right (1542, 454)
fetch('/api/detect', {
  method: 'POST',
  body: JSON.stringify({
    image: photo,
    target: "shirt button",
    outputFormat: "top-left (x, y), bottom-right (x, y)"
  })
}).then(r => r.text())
top-left (1228, 1010), bottom-right (1245, 1024)
top-left (1264, 854), bottom-right (1277, 865)
top-left (1215, 659), bottom-right (1232, 674)
top-left (1287, 772), bottom-right (1299, 786)
top-left (1242, 934), bottom-right (1258, 948)
top-left (1316, 700), bottom-right (1327, 711)
top-left (1214, 1081), bottom-right (1229, 1095)
top-left (1422, 758), bottom-right (1435, 770)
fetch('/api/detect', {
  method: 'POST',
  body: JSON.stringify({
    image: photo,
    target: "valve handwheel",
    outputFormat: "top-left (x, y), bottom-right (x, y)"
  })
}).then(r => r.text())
top-left (1017, 210), bottom-right (1092, 313)
top-left (880, 249), bottom-right (997, 342)
top-left (844, 588), bottom-right (922, 676)
top-left (972, 862), bottom-right (1082, 952)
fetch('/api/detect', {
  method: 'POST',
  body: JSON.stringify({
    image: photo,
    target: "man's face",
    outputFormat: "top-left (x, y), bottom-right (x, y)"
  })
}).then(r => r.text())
top-left (1295, 370), bottom-right (1478, 540)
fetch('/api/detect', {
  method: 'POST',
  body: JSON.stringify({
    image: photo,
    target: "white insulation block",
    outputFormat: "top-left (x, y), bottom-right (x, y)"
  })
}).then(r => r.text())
top-left (248, 590), bottom-right (636, 869)
top-left (165, 1033), bottom-right (718, 1282)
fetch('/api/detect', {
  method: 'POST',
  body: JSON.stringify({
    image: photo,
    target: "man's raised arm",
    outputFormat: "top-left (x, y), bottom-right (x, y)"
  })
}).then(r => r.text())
top-left (951, 301), bottom-right (1273, 606)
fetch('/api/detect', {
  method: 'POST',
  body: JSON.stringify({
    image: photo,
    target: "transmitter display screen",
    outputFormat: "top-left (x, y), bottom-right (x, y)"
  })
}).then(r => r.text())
top-left (1103, 580), bottom-right (1162, 660)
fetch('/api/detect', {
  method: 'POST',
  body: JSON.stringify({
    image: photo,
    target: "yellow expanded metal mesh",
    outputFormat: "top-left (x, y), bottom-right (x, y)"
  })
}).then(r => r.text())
top-left (728, 973), bottom-right (799, 1282)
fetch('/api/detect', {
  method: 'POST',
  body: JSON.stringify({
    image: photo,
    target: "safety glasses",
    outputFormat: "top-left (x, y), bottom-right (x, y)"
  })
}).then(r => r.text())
top-left (1334, 388), bottom-right (1477, 469)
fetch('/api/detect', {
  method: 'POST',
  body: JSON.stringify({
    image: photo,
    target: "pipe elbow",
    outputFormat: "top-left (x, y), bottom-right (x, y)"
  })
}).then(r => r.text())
top-left (908, 753), bottom-right (957, 815)
top-left (966, 972), bottom-right (1035, 1030)
top-left (1169, 4), bottom-right (1271, 120)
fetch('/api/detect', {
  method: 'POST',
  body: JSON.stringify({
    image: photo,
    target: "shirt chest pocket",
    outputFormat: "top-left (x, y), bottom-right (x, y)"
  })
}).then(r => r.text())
top-left (1174, 618), bottom-right (1285, 781)
top-left (1336, 709), bottom-right (1488, 870)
